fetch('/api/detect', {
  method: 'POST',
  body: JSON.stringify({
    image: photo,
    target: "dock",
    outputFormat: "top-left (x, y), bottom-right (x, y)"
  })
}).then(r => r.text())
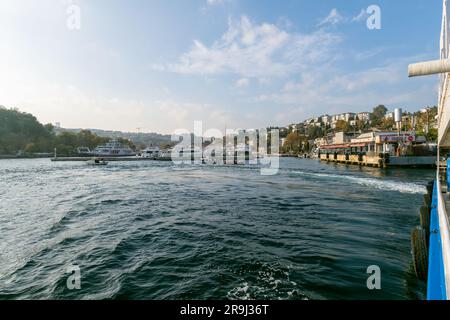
top-left (51, 156), bottom-right (172, 162)
top-left (319, 153), bottom-right (436, 168)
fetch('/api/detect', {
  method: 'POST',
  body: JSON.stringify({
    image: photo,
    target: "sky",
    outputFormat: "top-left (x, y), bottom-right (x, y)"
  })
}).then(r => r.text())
top-left (0, 0), bottom-right (443, 134)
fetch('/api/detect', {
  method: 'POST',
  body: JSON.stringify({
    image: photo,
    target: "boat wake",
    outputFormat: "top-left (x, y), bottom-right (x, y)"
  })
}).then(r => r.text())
top-left (292, 170), bottom-right (426, 194)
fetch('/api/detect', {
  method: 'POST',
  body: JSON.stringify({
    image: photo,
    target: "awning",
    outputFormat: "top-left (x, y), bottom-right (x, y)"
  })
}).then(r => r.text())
top-left (320, 142), bottom-right (368, 150)
top-left (320, 144), bottom-right (349, 150)
top-left (349, 143), bottom-right (367, 147)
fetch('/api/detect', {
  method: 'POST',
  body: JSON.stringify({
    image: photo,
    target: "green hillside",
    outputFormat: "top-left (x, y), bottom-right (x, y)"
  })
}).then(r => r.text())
top-left (0, 107), bottom-right (135, 156)
top-left (0, 107), bottom-right (54, 155)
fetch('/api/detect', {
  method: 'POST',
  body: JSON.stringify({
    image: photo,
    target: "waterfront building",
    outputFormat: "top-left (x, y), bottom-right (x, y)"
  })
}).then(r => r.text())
top-left (318, 130), bottom-right (435, 167)
top-left (333, 132), bottom-right (351, 144)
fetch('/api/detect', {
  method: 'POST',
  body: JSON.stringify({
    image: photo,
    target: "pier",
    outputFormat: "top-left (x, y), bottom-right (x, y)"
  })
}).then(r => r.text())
top-left (51, 156), bottom-right (172, 162)
top-left (319, 153), bottom-right (436, 168)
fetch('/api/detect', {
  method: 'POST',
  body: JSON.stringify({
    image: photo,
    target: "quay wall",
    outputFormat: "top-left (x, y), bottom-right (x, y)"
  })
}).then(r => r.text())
top-left (319, 154), bottom-right (436, 168)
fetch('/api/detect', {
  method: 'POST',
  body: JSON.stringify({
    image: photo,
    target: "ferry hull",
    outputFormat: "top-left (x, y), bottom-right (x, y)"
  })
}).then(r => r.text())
top-left (408, 0), bottom-right (450, 300)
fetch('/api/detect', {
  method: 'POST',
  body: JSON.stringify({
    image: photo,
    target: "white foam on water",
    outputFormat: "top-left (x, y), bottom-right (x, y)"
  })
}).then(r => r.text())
top-left (227, 282), bottom-right (251, 300)
top-left (293, 171), bottom-right (426, 194)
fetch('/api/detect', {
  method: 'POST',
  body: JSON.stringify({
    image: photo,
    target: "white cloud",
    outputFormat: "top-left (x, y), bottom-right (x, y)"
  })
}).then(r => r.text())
top-left (164, 16), bottom-right (341, 78)
top-left (253, 54), bottom-right (436, 119)
top-left (352, 9), bottom-right (368, 22)
top-left (318, 9), bottom-right (345, 27)
top-left (236, 78), bottom-right (250, 87)
top-left (206, 0), bottom-right (227, 5)
top-left (0, 76), bottom-right (257, 133)
top-left (318, 8), bottom-right (370, 26)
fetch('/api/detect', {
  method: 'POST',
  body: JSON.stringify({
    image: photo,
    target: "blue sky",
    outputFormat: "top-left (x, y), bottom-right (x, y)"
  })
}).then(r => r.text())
top-left (0, 0), bottom-right (443, 133)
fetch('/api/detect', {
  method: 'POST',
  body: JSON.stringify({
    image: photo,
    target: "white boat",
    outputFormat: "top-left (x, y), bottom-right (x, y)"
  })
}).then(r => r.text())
top-left (92, 140), bottom-right (135, 157)
top-left (76, 147), bottom-right (92, 156)
top-left (159, 149), bottom-right (172, 158)
top-left (86, 158), bottom-right (108, 166)
top-left (140, 146), bottom-right (161, 158)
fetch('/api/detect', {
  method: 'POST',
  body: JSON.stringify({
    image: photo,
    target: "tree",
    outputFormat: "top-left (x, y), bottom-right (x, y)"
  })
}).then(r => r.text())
top-left (370, 105), bottom-right (388, 127)
top-left (334, 120), bottom-right (350, 133)
top-left (413, 106), bottom-right (438, 141)
top-left (283, 132), bottom-right (302, 154)
top-left (0, 108), bottom-right (54, 154)
top-left (380, 118), bottom-right (395, 130)
top-left (283, 132), bottom-right (310, 154)
top-left (24, 143), bottom-right (37, 153)
top-left (307, 126), bottom-right (323, 140)
top-left (354, 119), bottom-right (369, 132)
top-left (0, 107), bottom-right (140, 156)
top-left (44, 123), bottom-right (54, 133)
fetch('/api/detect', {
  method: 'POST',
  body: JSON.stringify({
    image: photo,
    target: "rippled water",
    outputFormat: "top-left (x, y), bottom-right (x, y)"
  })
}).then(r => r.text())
top-left (0, 158), bottom-right (433, 300)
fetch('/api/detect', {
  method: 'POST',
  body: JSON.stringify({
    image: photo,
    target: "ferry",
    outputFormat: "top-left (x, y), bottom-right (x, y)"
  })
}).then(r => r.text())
top-left (92, 140), bottom-right (135, 157)
top-left (408, 0), bottom-right (450, 300)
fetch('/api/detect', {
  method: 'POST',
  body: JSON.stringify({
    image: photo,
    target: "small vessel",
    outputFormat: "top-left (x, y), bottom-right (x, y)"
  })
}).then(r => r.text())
top-left (86, 158), bottom-right (108, 166)
top-left (92, 140), bottom-right (135, 157)
top-left (76, 147), bottom-right (92, 157)
top-left (140, 146), bottom-right (161, 158)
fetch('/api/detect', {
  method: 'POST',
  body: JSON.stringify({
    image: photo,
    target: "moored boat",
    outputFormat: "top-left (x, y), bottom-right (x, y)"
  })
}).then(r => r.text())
top-left (140, 146), bottom-right (161, 158)
top-left (92, 140), bottom-right (135, 157)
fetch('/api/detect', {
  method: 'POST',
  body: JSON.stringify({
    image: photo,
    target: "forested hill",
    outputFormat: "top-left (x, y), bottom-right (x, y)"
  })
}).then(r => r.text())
top-left (55, 128), bottom-right (172, 147)
top-left (0, 107), bottom-right (54, 155)
top-left (0, 107), bottom-right (135, 156)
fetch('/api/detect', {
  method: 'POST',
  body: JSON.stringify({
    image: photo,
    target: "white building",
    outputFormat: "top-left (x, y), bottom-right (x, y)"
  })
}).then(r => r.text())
top-left (321, 115), bottom-right (331, 125)
top-left (344, 112), bottom-right (356, 121)
top-left (357, 112), bottom-right (371, 122)
top-left (385, 112), bottom-right (394, 119)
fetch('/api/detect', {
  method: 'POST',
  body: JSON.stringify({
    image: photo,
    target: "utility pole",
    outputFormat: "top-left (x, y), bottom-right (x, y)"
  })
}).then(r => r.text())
top-left (395, 108), bottom-right (402, 156)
